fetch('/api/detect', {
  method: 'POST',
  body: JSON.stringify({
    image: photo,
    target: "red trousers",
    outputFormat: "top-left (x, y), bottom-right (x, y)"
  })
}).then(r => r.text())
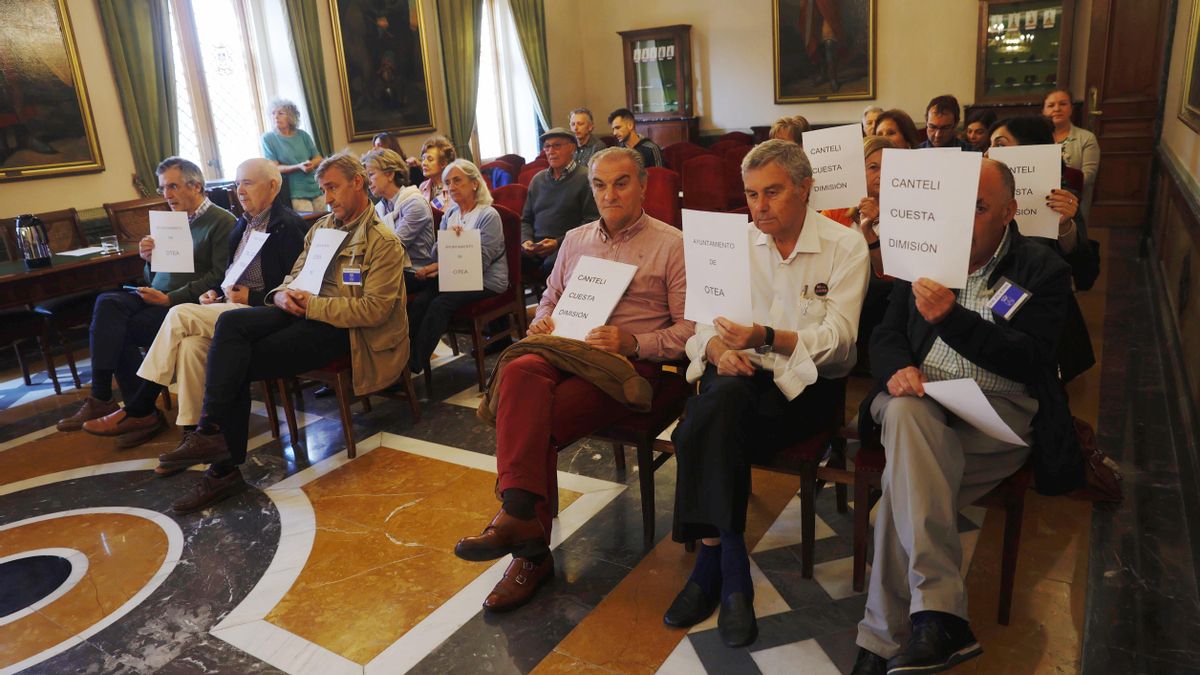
top-left (495, 354), bottom-right (662, 536)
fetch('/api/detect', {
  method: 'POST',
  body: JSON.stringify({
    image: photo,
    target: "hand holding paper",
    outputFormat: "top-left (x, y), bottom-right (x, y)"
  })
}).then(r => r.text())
top-left (149, 211), bottom-right (195, 273)
top-left (551, 256), bottom-right (638, 341)
top-left (802, 124), bottom-right (869, 210)
top-left (437, 228), bottom-right (484, 292)
top-left (682, 209), bottom-right (753, 325)
top-left (288, 228), bottom-right (349, 295)
top-left (986, 144), bottom-right (1061, 238)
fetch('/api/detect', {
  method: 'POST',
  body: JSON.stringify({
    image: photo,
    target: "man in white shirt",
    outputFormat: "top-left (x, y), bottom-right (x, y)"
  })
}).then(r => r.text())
top-left (665, 140), bottom-right (869, 648)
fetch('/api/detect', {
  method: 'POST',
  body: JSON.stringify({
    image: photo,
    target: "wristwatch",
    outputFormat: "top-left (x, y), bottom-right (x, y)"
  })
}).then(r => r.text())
top-left (755, 325), bottom-right (775, 355)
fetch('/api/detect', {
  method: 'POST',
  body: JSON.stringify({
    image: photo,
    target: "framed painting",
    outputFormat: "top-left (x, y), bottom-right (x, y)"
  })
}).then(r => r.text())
top-left (1180, 0), bottom-right (1200, 134)
top-left (773, 0), bottom-right (877, 103)
top-left (328, 0), bottom-right (436, 140)
top-left (0, 0), bottom-right (103, 183)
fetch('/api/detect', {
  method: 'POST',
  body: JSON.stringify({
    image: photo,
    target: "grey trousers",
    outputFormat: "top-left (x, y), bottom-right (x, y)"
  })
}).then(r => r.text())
top-left (856, 391), bottom-right (1037, 658)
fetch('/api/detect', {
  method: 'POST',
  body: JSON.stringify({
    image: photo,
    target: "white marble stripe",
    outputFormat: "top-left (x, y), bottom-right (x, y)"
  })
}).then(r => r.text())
top-left (210, 622), bottom-right (360, 675)
top-left (0, 507), bottom-right (184, 675)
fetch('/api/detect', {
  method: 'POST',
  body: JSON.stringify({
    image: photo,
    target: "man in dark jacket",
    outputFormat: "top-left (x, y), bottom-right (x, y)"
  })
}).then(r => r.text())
top-left (851, 159), bottom-right (1082, 675)
top-left (78, 158), bottom-right (305, 450)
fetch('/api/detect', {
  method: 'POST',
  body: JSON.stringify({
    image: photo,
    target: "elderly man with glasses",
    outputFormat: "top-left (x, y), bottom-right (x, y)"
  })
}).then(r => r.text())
top-left (57, 156), bottom-right (235, 432)
top-left (520, 127), bottom-right (599, 278)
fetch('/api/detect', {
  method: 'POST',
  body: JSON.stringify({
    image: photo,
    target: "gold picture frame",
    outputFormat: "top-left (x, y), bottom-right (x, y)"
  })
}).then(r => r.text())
top-left (773, 0), bottom-right (877, 103)
top-left (1180, 0), bottom-right (1200, 134)
top-left (328, 0), bottom-right (436, 140)
top-left (0, 0), bottom-right (103, 183)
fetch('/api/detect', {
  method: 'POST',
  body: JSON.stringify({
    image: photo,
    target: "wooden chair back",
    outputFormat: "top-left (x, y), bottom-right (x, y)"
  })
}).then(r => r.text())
top-left (0, 208), bottom-right (86, 255)
top-left (103, 196), bottom-right (170, 243)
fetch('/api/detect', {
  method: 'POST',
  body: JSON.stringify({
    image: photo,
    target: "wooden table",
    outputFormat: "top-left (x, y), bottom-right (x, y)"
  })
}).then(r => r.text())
top-left (0, 250), bottom-right (145, 310)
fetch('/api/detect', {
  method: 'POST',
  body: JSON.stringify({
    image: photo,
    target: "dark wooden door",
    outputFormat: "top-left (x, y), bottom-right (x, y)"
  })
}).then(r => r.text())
top-left (1083, 0), bottom-right (1173, 227)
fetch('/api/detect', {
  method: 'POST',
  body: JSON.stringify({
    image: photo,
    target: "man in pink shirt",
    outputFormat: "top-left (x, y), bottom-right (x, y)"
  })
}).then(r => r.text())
top-left (454, 147), bottom-right (693, 611)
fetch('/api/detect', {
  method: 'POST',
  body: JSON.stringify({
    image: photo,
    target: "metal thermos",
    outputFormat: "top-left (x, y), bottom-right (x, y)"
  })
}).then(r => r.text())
top-left (15, 214), bottom-right (52, 269)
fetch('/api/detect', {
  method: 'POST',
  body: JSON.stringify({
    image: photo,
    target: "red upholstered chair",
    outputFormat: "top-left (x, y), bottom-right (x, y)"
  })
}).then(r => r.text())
top-left (517, 165), bottom-right (543, 187)
top-left (727, 205), bottom-right (751, 218)
top-left (496, 153), bottom-right (526, 174)
top-left (431, 207), bottom-right (443, 229)
top-left (723, 145), bottom-right (752, 210)
top-left (480, 160), bottom-right (518, 189)
top-left (661, 141), bottom-right (710, 175)
top-left (644, 167), bottom-right (682, 228)
top-left (681, 154), bottom-right (728, 213)
top-left (491, 184), bottom-right (528, 218)
top-left (709, 139), bottom-right (749, 157)
top-left (852, 434), bottom-right (1034, 625)
top-left (277, 356), bottom-right (420, 459)
top-left (717, 131), bottom-right (755, 145)
top-left (435, 204), bottom-right (527, 391)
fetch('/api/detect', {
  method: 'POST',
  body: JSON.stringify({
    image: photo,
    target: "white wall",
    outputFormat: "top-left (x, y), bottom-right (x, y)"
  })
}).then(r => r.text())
top-left (1162, 0), bottom-right (1200, 179)
top-left (0, 0), bottom-right (452, 217)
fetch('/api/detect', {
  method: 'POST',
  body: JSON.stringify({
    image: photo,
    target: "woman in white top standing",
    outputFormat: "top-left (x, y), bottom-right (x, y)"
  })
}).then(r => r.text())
top-left (407, 159), bottom-right (508, 374)
top-left (1043, 89), bottom-right (1100, 219)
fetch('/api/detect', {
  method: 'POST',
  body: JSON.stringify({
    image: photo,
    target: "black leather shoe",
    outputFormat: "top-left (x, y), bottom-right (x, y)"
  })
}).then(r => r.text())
top-left (663, 581), bottom-right (720, 628)
top-left (886, 611), bottom-right (981, 674)
top-left (717, 592), bottom-right (758, 648)
top-left (851, 647), bottom-right (888, 675)
top-left (313, 385), bottom-right (334, 398)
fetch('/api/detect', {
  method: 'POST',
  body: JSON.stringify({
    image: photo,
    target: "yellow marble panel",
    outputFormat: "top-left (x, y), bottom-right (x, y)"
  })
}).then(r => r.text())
top-left (265, 447), bottom-right (582, 665)
top-left (0, 514), bottom-right (167, 670)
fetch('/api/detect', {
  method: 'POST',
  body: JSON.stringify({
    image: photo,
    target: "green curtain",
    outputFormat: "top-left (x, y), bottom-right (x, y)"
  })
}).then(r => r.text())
top-left (283, 0), bottom-right (334, 154)
top-left (97, 0), bottom-right (177, 197)
top-left (509, 0), bottom-right (551, 129)
top-left (437, 0), bottom-right (484, 162)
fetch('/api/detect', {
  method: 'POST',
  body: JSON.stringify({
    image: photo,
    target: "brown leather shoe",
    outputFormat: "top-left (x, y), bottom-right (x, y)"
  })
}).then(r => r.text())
top-left (172, 468), bottom-right (246, 513)
top-left (83, 407), bottom-right (160, 437)
top-left (454, 508), bottom-right (548, 562)
top-left (158, 430), bottom-right (230, 471)
top-left (482, 554), bottom-right (553, 612)
top-left (115, 410), bottom-right (168, 449)
top-left (56, 396), bottom-right (119, 432)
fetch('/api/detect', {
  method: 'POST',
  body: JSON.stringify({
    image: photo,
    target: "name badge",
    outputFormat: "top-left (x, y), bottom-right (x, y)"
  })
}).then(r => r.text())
top-left (986, 277), bottom-right (1031, 320)
top-left (341, 267), bottom-right (363, 286)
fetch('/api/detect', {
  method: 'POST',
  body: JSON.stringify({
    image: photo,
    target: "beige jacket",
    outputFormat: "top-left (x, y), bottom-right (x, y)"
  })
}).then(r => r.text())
top-left (269, 207), bottom-right (409, 396)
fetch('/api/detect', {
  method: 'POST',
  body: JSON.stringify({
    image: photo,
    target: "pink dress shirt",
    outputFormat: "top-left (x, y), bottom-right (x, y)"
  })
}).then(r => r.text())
top-left (535, 211), bottom-right (693, 361)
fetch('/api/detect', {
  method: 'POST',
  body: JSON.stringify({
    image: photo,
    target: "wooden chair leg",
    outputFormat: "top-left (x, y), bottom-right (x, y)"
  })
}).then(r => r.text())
top-left (423, 363), bottom-right (433, 394)
top-left (403, 369), bottom-right (421, 423)
top-left (830, 439), bottom-right (849, 514)
top-left (14, 342), bottom-right (32, 386)
top-left (997, 497), bottom-right (1025, 625)
top-left (53, 322), bottom-right (81, 389)
top-left (35, 334), bottom-right (62, 395)
top-left (799, 461), bottom-right (817, 578)
top-left (612, 441), bottom-right (626, 473)
top-left (278, 379), bottom-right (300, 442)
top-left (853, 475), bottom-right (872, 592)
top-left (160, 387), bottom-right (173, 410)
top-left (471, 319), bottom-right (487, 392)
top-left (636, 439), bottom-right (656, 549)
top-left (333, 371), bottom-right (357, 458)
top-left (360, 395), bottom-right (372, 413)
top-left (261, 381), bottom-right (280, 439)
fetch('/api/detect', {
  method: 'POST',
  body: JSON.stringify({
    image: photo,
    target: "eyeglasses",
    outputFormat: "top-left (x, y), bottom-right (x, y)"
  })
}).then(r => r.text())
top-left (542, 142), bottom-right (573, 151)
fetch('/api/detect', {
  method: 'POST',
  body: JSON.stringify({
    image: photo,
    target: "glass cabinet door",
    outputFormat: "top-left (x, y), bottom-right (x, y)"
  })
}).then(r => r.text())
top-left (980, 1), bottom-right (1067, 101)
top-left (631, 38), bottom-right (680, 114)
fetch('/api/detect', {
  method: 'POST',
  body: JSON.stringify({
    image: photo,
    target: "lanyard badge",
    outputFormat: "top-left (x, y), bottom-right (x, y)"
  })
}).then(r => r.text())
top-left (986, 276), bottom-right (1032, 320)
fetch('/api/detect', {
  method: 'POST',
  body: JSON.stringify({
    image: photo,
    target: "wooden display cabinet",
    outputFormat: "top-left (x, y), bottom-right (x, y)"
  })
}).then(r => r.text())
top-left (976, 0), bottom-right (1075, 103)
top-left (618, 24), bottom-right (698, 146)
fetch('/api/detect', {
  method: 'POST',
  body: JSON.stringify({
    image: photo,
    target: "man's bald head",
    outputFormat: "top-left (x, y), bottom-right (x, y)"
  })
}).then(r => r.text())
top-left (969, 158), bottom-right (1019, 272)
top-left (236, 158), bottom-right (283, 217)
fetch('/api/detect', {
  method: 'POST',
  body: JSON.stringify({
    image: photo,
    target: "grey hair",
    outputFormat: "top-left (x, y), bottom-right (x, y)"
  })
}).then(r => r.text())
top-left (741, 139), bottom-right (812, 186)
top-left (982, 157), bottom-right (1016, 201)
top-left (156, 156), bottom-right (206, 190)
top-left (441, 159), bottom-right (493, 207)
top-left (315, 151), bottom-right (367, 184)
top-left (862, 105), bottom-right (884, 119)
top-left (360, 148), bottom-right (411, 188)
top-left (237, 157), bottom-right (283, 195)
top-left (569, 107), bottom-right (594, 123)
top-left (270, 99), bottom-right (300, 131)
top-left (588, 146), bottom-right (647, 185)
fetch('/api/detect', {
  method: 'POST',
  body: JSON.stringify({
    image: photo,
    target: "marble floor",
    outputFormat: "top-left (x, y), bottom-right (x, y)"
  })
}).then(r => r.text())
top-left (0, 229), bottom-right (1193, 674)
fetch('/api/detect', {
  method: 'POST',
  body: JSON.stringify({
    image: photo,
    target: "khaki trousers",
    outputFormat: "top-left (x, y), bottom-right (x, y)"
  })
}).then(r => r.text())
top-left (856, 391), bottom-right (1036, 658)
top-left (135, 302), bottom-right (247, 426)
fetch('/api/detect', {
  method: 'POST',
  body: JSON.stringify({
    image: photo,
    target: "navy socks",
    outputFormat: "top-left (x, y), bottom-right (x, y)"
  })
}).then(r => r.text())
top-left (719, 531), bottom-right (753, 602)
top-left (687, 542), bottom-right (722, 598)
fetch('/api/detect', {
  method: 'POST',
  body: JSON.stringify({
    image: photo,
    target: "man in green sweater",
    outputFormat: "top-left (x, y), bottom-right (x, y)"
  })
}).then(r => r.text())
top-left (57, 156), bottom-right (235, 432)
top-left (521, 127), bottom-right (599, 279)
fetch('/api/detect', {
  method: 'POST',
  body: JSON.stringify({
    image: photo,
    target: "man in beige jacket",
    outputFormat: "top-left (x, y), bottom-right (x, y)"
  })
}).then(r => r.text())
top-left (159, 152), bottom-right (409, 514)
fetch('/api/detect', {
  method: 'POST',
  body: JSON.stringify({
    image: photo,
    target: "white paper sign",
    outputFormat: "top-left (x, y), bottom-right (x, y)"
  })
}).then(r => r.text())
top-left (922, 379), bottom-right (1028, 446)
top-left (879, 149), bottom-right (982, 289)
top-left (437, 229), bottom-right (484, 292)
top-left (551, 255), bottom-right (638, 341)
top-left (682, 209), bottom-right (753, 325)
top-left (149, 211), bottom-right (194, 273)
top-left (987, 144), bottom-right (1062, 238)
top-left (288, 228), bottom-right (349, 295)
top-left (802, 124), bottom-right (868, 210)
top-left (221, 230), bottom-right (271, 289)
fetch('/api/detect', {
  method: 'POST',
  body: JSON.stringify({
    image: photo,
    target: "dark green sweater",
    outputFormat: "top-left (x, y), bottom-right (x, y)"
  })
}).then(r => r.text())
top-left (520, 163), bottom-right (599, 245)
top-left (144, 203), bottom-right (236, 306)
